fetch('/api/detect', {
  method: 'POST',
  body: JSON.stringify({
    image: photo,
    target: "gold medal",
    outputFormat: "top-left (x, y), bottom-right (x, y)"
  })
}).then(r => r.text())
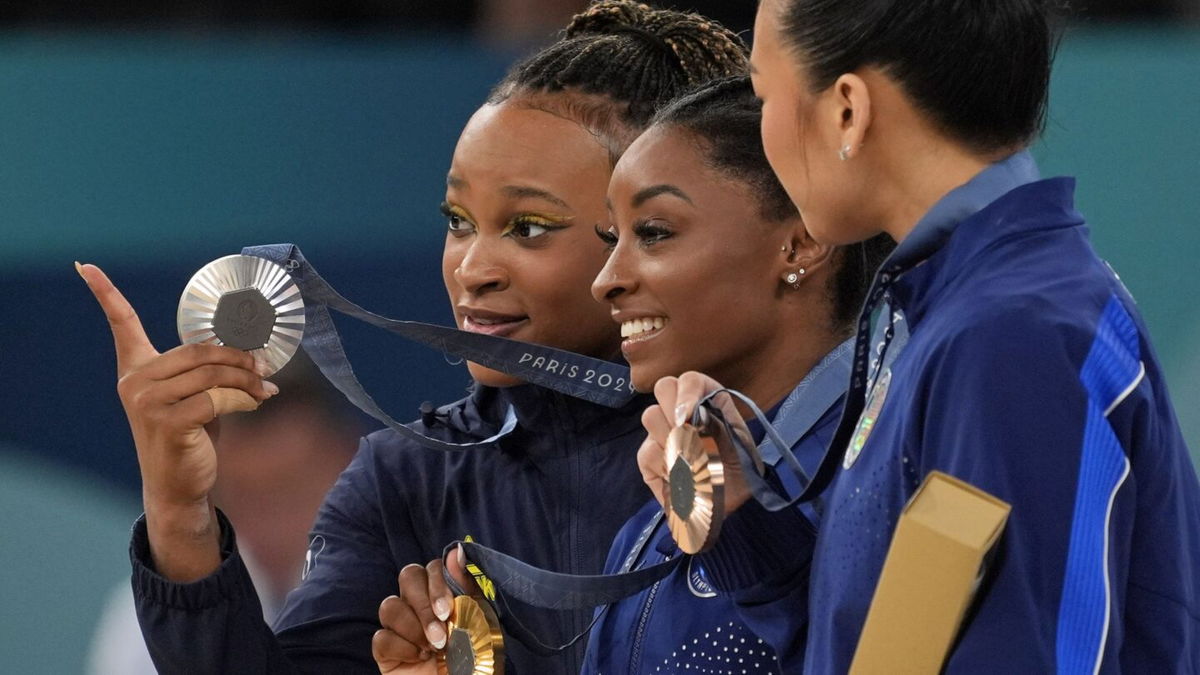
top-left (663, 422), bottom-right (725, 554)
top-left (437, 595), bottom-right (505, 675)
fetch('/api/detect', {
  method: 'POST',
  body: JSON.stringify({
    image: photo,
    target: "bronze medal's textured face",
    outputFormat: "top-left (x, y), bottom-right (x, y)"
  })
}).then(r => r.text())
top-left (663, 423), bottom-right (725, 554)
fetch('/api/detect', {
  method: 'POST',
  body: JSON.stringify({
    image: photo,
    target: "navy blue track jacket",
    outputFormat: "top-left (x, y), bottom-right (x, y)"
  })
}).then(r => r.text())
top-left (699, 152), bottom-right (1200, 673)
top-left (131, 383), bottom-right (652, 674)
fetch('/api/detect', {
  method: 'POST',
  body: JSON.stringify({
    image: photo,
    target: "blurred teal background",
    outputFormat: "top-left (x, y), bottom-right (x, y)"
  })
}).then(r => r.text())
top-left (1, 26), bottom-right (1198, 672)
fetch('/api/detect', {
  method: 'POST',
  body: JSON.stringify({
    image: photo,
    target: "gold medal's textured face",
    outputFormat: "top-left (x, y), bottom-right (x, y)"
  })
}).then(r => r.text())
top-left (663, 423), bottom-right (725, 554)
top-left (437, 595), bottom-right (504, 675)
top-left (177, 255), bottom-right (304, 377)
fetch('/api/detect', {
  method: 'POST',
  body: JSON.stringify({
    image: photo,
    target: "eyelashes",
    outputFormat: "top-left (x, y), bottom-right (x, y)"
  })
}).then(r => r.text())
top-left (440, 201), bottom-right (568, 243)
top-left (595, 220), bottom-right (675, 249)
top-left (594, 224), bottom-right (618, 248)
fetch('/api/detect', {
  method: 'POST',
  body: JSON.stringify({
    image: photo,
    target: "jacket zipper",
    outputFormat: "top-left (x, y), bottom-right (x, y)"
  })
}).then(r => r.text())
top-left (628, 553), bottom-right (667, 673)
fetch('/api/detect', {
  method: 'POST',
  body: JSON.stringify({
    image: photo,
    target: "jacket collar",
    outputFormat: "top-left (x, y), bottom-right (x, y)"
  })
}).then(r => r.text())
top-left (888, 150), bottom-right (1042, 272)
top-left (889, 177), bottom-right (1085, 326)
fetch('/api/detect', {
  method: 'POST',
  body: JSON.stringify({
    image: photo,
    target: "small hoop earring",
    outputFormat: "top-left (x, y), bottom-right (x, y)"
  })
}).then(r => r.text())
top-left (838, 145), bottom-right (851, 161)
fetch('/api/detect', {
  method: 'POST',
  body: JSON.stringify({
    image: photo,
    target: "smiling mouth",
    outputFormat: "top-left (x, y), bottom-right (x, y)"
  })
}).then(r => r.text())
top-left (621, 316), bottom-right (667, 344)
top-left (462, 314), bottom-right (528, 337)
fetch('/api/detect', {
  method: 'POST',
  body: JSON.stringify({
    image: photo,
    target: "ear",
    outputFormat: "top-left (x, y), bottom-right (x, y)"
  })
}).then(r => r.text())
top-left (781, 217), bottom-right (835, 277)
top-left (831, 72), bottom-right (873, 160)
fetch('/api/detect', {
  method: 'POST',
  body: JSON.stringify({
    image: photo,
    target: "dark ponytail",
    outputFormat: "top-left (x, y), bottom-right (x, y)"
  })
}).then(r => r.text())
top-left (776, 0), bottom-right (1065, 152)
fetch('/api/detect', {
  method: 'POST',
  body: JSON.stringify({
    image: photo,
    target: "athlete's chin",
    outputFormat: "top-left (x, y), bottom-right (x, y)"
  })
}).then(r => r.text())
top-left (629, 358), bottom-right (676, 394)
top-left (467, 361), bottom-right (526, 388)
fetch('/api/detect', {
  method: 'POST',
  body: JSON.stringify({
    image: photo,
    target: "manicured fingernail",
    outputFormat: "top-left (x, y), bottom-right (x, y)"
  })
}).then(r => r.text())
top-left (457, 543), bottom-right (465, 567)
top-left (263, 381), bottom-right (279, 397)
top-left (427, 622), bottom-right (446, 650)
top-left (434, 597), bottom-right (451, 621)
top-left (74, 261), bottom-right (86, 282)
top-left (674, 403), bottom-right (689, 426)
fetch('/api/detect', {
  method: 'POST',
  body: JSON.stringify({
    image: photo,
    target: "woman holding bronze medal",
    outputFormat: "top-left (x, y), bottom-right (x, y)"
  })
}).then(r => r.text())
top-left (581, 76), bottom-right (890, 674)
top-left (77, 3), bottom-right (748, 674)
top-left (637, 0), bottom-right (1200, 672)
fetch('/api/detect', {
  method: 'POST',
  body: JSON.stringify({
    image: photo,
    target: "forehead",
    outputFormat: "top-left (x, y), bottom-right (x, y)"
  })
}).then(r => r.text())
top-left (612, 126), bottom-right (757, 210)
top-left (751, 0), bottom-right (785, 64)
top-left (449, 102), bottom-right (612, 193)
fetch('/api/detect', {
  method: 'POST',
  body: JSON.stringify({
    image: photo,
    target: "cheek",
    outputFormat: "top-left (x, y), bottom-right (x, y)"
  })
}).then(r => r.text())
top-left (762, 103), bottom-right (808, 204)
top-left (441, 238), bottom-right (463, 293)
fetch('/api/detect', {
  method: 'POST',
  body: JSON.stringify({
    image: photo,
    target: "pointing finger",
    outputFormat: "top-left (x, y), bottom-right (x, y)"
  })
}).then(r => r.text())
top-left (77, 262), bottom-right (158, 374)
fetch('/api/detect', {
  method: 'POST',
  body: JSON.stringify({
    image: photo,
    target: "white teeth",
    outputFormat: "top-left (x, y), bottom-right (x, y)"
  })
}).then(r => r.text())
top-left (621, 317), bottom-right (667, 338)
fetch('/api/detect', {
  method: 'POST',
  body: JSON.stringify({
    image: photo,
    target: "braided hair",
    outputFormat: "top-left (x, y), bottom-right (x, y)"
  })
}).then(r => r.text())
top-left (488, 1), bottom-right (748, 162)
top-left (651, 76), bottom-right (896, 333)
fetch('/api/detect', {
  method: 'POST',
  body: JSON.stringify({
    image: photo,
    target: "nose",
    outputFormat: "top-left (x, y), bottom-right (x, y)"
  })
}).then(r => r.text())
top-left (453, 237), bottom-right (510, 295)
top-left (591, 243), bottom-right (636, 304)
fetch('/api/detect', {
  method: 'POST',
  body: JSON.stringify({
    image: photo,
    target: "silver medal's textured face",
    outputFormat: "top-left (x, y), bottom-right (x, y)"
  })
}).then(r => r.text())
top-left (177, 255), bottom-right (305, 377)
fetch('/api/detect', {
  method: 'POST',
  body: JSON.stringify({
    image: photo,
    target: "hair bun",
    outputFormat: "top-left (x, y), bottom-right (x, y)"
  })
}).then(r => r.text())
top-left (564, 0), bottom-right (747, 85)
top-left (564, 1), bottom-right (657, 38)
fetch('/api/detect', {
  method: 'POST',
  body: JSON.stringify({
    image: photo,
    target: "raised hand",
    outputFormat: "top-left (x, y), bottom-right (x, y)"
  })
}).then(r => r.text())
top-left (78, 262), bottom-right (277, 581)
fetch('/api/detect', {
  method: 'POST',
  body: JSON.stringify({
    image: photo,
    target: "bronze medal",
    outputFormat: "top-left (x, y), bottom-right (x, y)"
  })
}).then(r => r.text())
top-left (437, 595), bottom-right (505, 675)
top-left (663, 422), bottom-right (725, 554)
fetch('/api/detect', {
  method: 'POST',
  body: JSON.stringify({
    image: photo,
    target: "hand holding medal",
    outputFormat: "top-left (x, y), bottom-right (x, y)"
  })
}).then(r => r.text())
top-left (643, 373), bottom-right (760, 553)
top-left (375, 549), bottom-right (504, 675)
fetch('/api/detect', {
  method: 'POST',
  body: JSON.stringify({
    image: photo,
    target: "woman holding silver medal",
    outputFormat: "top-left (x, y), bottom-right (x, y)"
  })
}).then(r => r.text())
top-left (77, 2), bottom-right (748, 674)
top-left (640, 0), bottom-right (1200, 672)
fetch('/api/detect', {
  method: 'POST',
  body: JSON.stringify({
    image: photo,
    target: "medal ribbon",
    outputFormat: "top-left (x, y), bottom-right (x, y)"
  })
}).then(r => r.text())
top-left (237, 244), bottom-right (637, 451)
top-left (439, 379), bottom-right (838, 655)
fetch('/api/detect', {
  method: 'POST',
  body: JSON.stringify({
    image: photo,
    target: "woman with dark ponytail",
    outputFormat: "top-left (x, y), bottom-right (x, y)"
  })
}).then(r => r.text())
top-left (84, 3), bottom-right (747, 674)
top-left (636, 0), bottom-right (1200, 671)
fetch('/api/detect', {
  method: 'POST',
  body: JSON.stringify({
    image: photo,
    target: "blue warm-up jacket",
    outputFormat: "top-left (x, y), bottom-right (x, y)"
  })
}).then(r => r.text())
top-left (131, 383), bottom-right (652, 674)
top-left (582, 341), bottom-right (851, 675)
top-left (710, 152), bottom-right (1200, 673)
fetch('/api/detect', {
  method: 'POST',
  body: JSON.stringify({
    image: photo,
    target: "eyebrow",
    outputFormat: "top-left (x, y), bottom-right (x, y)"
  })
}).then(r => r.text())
top-left (632, 184), bottom-right (694, 208)
top-left (502, 185), bottom-right (571, 209)
top-left (446, 174), bottom-right (466, 189)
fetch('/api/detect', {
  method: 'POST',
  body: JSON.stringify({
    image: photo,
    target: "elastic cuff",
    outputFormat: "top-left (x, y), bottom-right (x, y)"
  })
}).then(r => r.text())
top-left (697, 499), bottom-right (816, 592)
top-left (130, 509), bottom-right (254, 610)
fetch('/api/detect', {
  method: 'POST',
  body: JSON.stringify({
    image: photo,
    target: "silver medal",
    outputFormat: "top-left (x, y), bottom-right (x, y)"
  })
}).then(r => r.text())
top-left (177, 254), bottom-right (305, 376)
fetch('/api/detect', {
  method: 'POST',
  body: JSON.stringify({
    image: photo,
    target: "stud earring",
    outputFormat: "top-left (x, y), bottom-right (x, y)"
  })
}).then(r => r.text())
top-left (784, 268), bottom-right (806, 289)
top-left (838, 145), bottom-right (851, 161)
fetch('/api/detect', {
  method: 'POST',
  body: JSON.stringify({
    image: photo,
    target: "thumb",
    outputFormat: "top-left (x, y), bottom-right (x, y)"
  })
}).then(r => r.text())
top-left (448, 544), bottom-right (483, 599)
